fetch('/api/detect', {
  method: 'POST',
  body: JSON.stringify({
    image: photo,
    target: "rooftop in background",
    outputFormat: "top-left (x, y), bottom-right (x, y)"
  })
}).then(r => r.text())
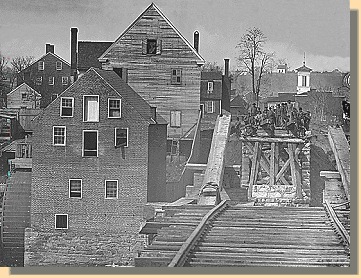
top-left (77, 41), bottom-right (113, 72)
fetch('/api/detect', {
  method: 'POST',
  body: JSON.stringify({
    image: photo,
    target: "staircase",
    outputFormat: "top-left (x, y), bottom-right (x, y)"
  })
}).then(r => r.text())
top-left (186, 206), bottom-right (350, 267)
top-left (1, 170), bottom-right (31, 266)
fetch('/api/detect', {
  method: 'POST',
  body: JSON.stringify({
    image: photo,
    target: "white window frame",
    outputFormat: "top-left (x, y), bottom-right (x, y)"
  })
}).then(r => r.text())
top-left (53, 126), bottom-right (66, 146)
top-left (69, 179), bottom-right (82, 199)
top-left (83, 95), bottom-right (100, 122)
top-left (108, 98), bottom-right (121, 118)
top-left (60, 97), bottom-right (74, 117)
top-left (62, 76), bottom-right (68, 85)
top-left (56, 61), bottom-right (63, 71)
top-left (82, 130), bottom-right (98, 157)
top-left (114, 128), bottom-right (129, 148)
top-left (55, 214), bottom-right (68, 229)
top-left (105, 180), bottom-right (118, 199)
top-left (38, 61), bottom-right (44, 71)
top-left (48, 76), bottom-right (54, 85)
top-left (205, 101), bottom-right (214, 114)
top-left (207, 81), bottom-right (214, 93)
top-left (170, 110), bottom-right (181, 128)
top-left (35, 76), bottom-right (42, 85)
top-left (171, 69), bottom-right (182, 85)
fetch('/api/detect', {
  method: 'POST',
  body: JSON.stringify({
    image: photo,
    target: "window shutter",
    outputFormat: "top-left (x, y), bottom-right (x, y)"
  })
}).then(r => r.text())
top-left (156, 39), bottom-right (162, 54)
top-left (142, 39), bottom-right (147, 54)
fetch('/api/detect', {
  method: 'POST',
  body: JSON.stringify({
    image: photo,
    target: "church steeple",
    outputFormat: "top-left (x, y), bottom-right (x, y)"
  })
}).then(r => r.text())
top-left (296, 53), bottom-right (312, 94)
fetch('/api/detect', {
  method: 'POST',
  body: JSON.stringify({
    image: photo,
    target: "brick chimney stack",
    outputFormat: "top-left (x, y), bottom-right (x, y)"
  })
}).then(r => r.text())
top-left (70, 27), bottom-right (78, 81)
top-left (193, 31), bottom-right (199, 52)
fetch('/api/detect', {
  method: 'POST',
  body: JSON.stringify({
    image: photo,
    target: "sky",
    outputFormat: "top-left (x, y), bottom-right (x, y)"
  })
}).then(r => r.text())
top-left (0, 0), bottom-right (350, 72)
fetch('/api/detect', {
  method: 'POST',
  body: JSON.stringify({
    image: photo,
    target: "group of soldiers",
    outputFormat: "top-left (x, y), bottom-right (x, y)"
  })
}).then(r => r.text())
top-left (232, 100), bottom-right (311, 138)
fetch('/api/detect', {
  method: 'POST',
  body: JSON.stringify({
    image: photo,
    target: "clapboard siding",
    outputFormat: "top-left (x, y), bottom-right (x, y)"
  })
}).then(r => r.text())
top-left (102, 4), bottom-right (203, 138)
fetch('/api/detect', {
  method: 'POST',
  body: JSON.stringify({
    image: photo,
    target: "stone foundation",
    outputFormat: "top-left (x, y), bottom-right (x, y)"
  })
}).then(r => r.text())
top-left (24, 228), bottom-right (146, 266)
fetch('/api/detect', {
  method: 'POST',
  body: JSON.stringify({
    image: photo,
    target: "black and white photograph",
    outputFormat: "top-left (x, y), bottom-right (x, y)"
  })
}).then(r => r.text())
top-left (0, 0), bottom-right (352, 271)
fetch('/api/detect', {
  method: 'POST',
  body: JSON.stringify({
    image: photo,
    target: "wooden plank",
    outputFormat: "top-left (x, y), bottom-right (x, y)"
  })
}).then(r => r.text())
top-left (248, 142), bottom-right (260, 199)
top-left (287, 143), bottom-right (302, 198)
top-left (168, 200), bottom-right (228, 267)
top-left (240, 136), bottom-right (304, 144)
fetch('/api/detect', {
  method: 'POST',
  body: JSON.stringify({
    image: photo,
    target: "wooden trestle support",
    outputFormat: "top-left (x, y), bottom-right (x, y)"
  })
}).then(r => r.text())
top-left (240, 136), bottom-right (310, 203)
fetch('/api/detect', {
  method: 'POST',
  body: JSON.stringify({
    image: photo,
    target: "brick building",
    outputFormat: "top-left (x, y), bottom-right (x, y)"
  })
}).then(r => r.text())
top-left (24, 67), bottom-right (167, 266)
top-left (17, 44), bottom-right (71, 108)
top-left (95, 3), bottom-right (205, 140)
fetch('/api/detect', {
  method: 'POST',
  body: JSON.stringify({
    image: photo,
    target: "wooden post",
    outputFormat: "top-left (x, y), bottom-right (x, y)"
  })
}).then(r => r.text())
top-left (270, 142), bottom-right (276, 186)
top-left (288, 143), bottom-right (302, 198)
top-left (248, 142), bottom-right (261, 199)
top-left (274, 143), bottom-right (279, 181)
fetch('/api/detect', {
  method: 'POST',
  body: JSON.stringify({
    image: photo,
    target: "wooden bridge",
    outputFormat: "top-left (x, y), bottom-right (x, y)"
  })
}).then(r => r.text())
top-left (136, 201), bottom-right (350, 267)
top-left (136, 115), bottom-right (350, 267)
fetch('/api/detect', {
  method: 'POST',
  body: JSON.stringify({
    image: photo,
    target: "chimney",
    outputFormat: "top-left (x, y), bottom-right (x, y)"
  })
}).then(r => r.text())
top-left (193, 31), bottom-right (199, 52)
top-left (70, 27), bottom-right (78, 81)
top-left (151, 107), bottom-right (157, 121)
top-left (46, 44), bottom-right (54, 54)
top-left (224, 58), bottom-right (229, 77)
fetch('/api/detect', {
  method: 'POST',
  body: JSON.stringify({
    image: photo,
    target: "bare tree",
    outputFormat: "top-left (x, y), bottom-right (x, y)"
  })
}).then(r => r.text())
top-left (236, 28), bottom-right (274, 106)
top-left (201, 61), bottom-right (223, 72)
top-left (10, 56), bottom-right (35, 73)
top-left (0, 52), bottom-right (8, 79)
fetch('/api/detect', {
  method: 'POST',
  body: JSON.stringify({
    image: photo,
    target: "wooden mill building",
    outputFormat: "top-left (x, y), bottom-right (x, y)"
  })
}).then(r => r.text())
top-left (96, 3), bottom-right (205, 140)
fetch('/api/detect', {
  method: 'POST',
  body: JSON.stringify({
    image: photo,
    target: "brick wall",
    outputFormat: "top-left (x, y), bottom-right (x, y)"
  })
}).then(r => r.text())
top-left (25, 70), bottom-right (151, 266)
top-left (17, 53), bottom-right (71, 108)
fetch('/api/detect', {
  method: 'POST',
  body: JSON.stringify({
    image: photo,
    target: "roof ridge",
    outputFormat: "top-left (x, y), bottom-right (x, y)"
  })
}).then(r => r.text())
top-left (98, 3), bottom-right (205, 63)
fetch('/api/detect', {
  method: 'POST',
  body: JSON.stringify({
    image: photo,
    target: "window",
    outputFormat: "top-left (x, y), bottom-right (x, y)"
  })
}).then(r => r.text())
top-left (60, 97), bottom-right (74, 117)
top-left (35, 76), bottom-right (42, 86)
top-left (56, 61), bottom-right (62, 70)
top-left (115, 128), bottom-right (128, 148)
top-left (62, 76), bottom-right (68, 85)
top-left (69, 179), bottom-right (82, 198)
top-left (21, 93), bottom-right (27, 100)
top-left (205, 101), bottom-right (214, 113)
top-left (55, 214), bottom-right (68, 229)
top-left (142, 39), bottom-right (162, 55)
top-left (48, 76), bottom-right (54, 85)
top-left (83, 95), bottom-right (99, 122)
top-left (108, 99), bottom-right (121, 118)
top-left (83, 130), bottom-right (98, 157)
top-left (302, 76), bottom-right (307, 86)
top-left (38, 61), bottom-right (44, 71)
top-left (171, 69), bottom-right (182, 85)
top-left (207, 81), bottom-right (214, 93)
top-left (105, 180), bottom-right (118, 199)
top-left (170, 110), bottom-right (181, 127)
top-left (51, 94), bottom-right (58, 101)
top-left (113, 68), bottom-right (128, 83)
top-left (53, 126), bottom-right (66, 146)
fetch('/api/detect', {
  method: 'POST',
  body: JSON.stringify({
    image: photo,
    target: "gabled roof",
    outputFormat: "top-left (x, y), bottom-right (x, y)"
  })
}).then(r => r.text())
top-left (230, 95), bottom-right (248, 108)
top-left (296, 63), bottom-right (312, 72)
top-left (7, 82), bottom-right (41, 97)
top-left (98, 3), bottom-right (205, 64)
top-left (92, 68), bottom-right (167, 125)
top-left (78, 41), bottom-right (113, 71)
top-left (18, 52), bottom-right (71, 74)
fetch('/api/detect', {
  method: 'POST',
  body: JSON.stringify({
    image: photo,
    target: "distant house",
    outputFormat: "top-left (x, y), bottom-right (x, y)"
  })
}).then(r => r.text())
top-left (230, 95), bottom-right (248, 119)
top-left (17, 44), bottom-right (71, 108)
top-left (25, 67), bottom-right (168, 266)
top-left (200, 59), bottom-right (231, 127)
top-left (7, 83), bottom-right (41, 109)
top-left (95, 3), bottom-right (205, 140)
top-left (277, 64), bottom-right (288, 73)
